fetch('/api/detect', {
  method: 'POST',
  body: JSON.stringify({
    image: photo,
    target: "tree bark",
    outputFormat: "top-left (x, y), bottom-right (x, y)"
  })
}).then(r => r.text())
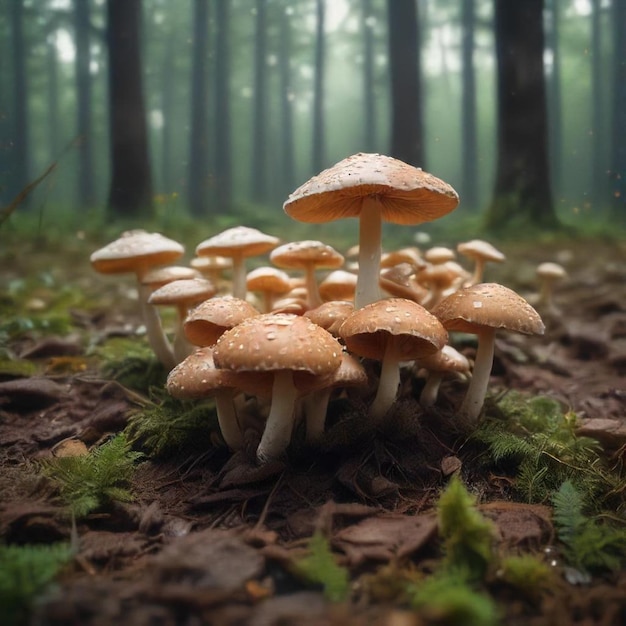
top-left (188, 0), bottom-right (210, 217)
top-left (461, 0), bottom-right (478, 209)
top-left (312, 0), bottom-right (326, 173)
top-left (106, 0), bottom-right (153, 218)
top-left (545, 0), bottom-right (563, 197)
top-left (485, 0), bottom-right (559, 232)
top-left (251, 0), bottom-right (267, 201)
top-left (278, 3), bottom-right (295, 196)
top-left (610, 0), bottom-right (626, 224)
top-left (386, 0), bottom-right (423, 167)
top-left (75, 0), bottom-right (96, 208)
top-left (362, 0), bottom-right (376, 152)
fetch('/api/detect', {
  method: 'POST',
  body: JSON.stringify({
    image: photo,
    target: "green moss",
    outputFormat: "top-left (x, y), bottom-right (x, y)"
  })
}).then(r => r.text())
top-left (41, 434), bottom-right (142, 518)
top-left (0, 542), bottom-right (72, 626)
top-left (498, 554), bottom-right (554, 601)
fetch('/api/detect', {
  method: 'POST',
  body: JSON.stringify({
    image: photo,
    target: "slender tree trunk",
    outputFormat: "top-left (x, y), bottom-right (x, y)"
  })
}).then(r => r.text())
top-left (188, 0), bottom-right (210, 217)
top-left (312, 0), bottom-right (325, 172)
top-left (8, 1), bottom-right (30, 206)
top-left (461, 0), bottom-right (478, 209)
top-left (386, 0), bottom-right (423, 167)
top-left (546, 0), bottom-right (563, 198)
top-left (590, 0), bottom-right (607, 212)
top-left (610, 0), bottom-right (626, 224)
top-left (75, 0), bottom-right (96, 208)
top-left (213, 0), bottom-right (232, 213)
top-left (278, 3), bottom-right (295, 196)
top-left (362, 0), bottom-right (376, 152)
top-left (106, 0), bottom-right (153, 217)
top-left (46, 34), bottom-right (60, 164)
top-left (251, 0), bottom-right (267, 201)
top-left (160, 32), bottom-right (175, 195)
top-left (486, 0), bottom-right (559, 232)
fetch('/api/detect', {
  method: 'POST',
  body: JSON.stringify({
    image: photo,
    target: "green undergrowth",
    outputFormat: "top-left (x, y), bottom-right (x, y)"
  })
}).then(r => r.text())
top-left (0, 542), bottom-right (72, 626)
top-left (41, 434), bottom-right (142, 518)
top-left (473, 392), bottom-right (625, 511)
top-left (125, 389), bottom-right (219, 458)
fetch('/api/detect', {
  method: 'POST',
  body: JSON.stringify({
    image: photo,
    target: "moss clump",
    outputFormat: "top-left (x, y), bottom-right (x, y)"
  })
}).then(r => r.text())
top-left (41, 434), bottom-right (142, 518)
top-left (0, 542), bottom-right (72, 626)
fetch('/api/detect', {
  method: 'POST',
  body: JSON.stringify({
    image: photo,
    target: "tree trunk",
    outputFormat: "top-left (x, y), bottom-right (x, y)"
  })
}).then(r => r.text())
top-left (188, 0), bottom-right (210, 217)
top-left (545, 0), bottom-right (563, 197)
top-left (75, 0), bottom-right (96, 208)
top-left (590, 0), bottom-right (607, 211)
top-left (160, 32), bottom-right (175, 195)
top-left (460, 0), bottom-right (478, 209)
top-left (386, 0), bottom-right (423, 167)
top-left (213, 0), bottom-right (232, 213)
top-left (610, 0), bottom-right (626, 224)
top-left (106, 0), bottom-right (153, 218)
top-left (278, 3), bottom-right (295, 197)
top-left (312, 0), bottom-right (326, 172)
top-left (485, 0), bottom-right (559, 232)
top-left (46, 34), bottom-right (60, 165)
top-left (362, 0), bottom-right (376, 152)
top-left (251, 0), bottom-right (267, 201)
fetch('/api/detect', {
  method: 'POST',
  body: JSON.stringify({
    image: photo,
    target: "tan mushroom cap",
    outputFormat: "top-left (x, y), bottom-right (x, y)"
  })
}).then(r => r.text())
top-left (141, 265), bottom-right (201, 290)
top-left (213, 313), bottom-right (342, 376)
top-left (90, 230), bottom-right (184, 277)
top-left (536, 261), bottom-right (567, 279)
top-left (283, 152), bottom-right (459, 225)
top-left (418, 344), bottom-right (471, 374)
top-left (183, 296), bottom-right (260, 347)
top-left (432, 283), bottom-right (545, 336)
top-left (319, 270), bottom-right (357, 302)
top-left (380, 263), bottom-right (428, 303)
top-left (147, 277), bottom-right (216, 307)
top-left (339, 297), bottom-right (448, 360)
top-left (196, 226), bottom-right (280, 258)
top-left (270, 240), bottom-right (345, 270)
top-left (304, 300), bottom-right (355, 337)
top-left (246, 267), bottom-right (291, 294)
top-left (425, 246), bottom-right (456, 264)
top-left (457, 239), bottom-right (506, 263)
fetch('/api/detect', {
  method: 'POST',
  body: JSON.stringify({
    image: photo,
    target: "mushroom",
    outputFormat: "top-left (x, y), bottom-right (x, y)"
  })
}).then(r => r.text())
top-left (417, 345), bottom-right (471, 408)
top-left (90, 230), bottom-right (185, 369)
top-left (148, 278), bottom-right (216, 362)
top-left (319, 270), bottom-right (357, 303)
top-left (457, 239), bottom-right (506, 285)
top-left (379, 263), bottom-right (429, 304)
top-left (246, 267), bottom-right (292, 313)
top-left (283, 153), bottom-right (459, 309)
top-left (213, 314), bottom-right (342, 461)
top-left (304, 300), bottom-right (355, 338)
top-left (339, 297), bottom-right (448, 421)
top-left (183, 296), bottom-right (260, 347)
top-left (432, 283), bottom-right (545, 423)
top-left (270, 240), bottom-right (345, 310)
top-left (536, 262), bottom-right (567, 315)
top-left (195, 226), bottom-right (280, 300)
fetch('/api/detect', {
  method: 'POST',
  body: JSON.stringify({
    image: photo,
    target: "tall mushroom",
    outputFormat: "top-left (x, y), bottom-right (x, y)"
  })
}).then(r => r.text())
top-left (213, 314), bottom-right (342, 462)
top-left (90, 230), bottom-right (185, 369)
top-left (196, 226), bottom-right (280, 301)
top-left (283, 153), bottom-right (459, 309)
top-left (339, 297), bottom-right (448, 421)
top-left (432, 283), bottom-right (545, 423)
top-left (457, 239), bottom-right (506, 285)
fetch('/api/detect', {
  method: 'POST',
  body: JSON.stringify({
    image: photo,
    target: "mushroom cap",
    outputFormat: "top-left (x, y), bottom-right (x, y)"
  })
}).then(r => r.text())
top-left (319, 270), bottom-right (357, 302)
top-left (424, 246), bottom-right (456, 264)
top-left (379, 264), bottom-right (429, 303)
top-left (196, 226), bottom-right (280, 258)
top-left (418, 344), bottom-right (471, 374)
top-left (283, 152), bottom-right (459, 225)
top-left (246, 267), bottom-right (292, 295)
top-left (90, 230), bottom-right (184, 276)
top-left (190, 255), bottom-right (233, 272)
top-left (338, 297), bottom-right (448, 360)
top-left (147, 277), bottom-right (216, 306)
top-left (141, 265), bottom-right (201, 290)
top-left (536, 262), bottom-right (567, 279)
top-left (381, 247), bottom-right (425, 270)
top-left (457, 239), bottom-right (506, 263)
top-left (304, 300), bottom-right (355, 337)
top-left (213, 313), bottom-right (342, 376)
top-left (270, 240), bottom-right (345, 271)
top-left (432, 283), bottom-right (545, 336)
top-left (416, 263), bottom-right (460, 291)
top-left (184, 296), bottom-right (260, 346)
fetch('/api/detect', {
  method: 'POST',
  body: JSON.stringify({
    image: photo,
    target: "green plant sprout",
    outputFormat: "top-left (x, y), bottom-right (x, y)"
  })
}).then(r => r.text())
top-left (42, 434), bottom-right (142, 518)
top-left (0, 542), bottom-right (72, 626)
top-left (125, 390), bottom-right (219, 458)
top-left (293, 531), bottom-right (350, 602)
top-left (552, 480), bottom-right (626, 575)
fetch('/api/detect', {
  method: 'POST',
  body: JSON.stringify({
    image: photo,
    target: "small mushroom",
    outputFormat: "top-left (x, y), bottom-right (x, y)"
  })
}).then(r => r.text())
top-left (246, 267), bottom-right (291, 313)
top-left (536, 262), bottom-right (567, 315)
top-left (433, 283), bottom-right (545, 423)
top-left (457, 239), bottom-right (506, 285)
top-left (417, 345), bottom-right (471, 408)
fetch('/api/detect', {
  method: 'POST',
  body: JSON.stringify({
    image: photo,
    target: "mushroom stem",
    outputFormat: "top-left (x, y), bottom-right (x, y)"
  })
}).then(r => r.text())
top-left (304, 264), bottom-right (323, 310)
top-left (231, 253), bottom-right (247, 301)
top-left (214, 389), bottom-right (244, 450)
top-left (369, 341), bottom-right (401, 422)
top-left (470, 258), bottom-right (486, 285)
top-left (257, 370), bottom-right (299, 462)
top-left (355, 196), bottom-right (383, 309)
top-left (138, 284), bottom-right (176, 370)
top-left (419, 372), bottom-right (444, 408)
top-left (172, 304), bottom-right (194, 363)
top-left (303, 388), bottom-right (332, 442)
top-left (457, 328), bottom-right (495, 422)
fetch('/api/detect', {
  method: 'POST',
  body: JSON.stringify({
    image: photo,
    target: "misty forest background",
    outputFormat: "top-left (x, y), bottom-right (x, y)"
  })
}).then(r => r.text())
top-left (1, 0), bottom-right (625, 241)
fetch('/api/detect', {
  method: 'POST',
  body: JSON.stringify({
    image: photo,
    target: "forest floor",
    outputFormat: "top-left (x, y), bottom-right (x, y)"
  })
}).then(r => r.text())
top-left (1, 233), bottom-right (625, 626)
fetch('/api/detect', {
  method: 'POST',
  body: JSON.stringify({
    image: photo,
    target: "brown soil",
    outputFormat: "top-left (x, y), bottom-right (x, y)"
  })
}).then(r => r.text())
top-left (1, 237), bottom-right (625, 626)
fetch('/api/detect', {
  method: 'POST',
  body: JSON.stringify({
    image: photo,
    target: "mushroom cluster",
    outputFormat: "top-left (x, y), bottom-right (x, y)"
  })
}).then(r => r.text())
top-left (91, 152), bottom-right (553, 461)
